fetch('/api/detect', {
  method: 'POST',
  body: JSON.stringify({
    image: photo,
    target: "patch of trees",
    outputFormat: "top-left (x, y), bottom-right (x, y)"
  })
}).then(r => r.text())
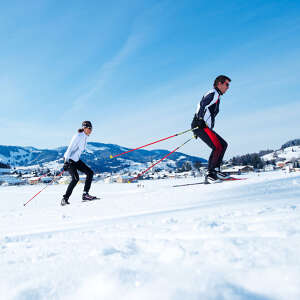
top-left (229, 153), bottom-right (265, 169)
top-left (0, 162), bottom-right (10, 169)
top-left (281, 139), bottom-right (300, 149)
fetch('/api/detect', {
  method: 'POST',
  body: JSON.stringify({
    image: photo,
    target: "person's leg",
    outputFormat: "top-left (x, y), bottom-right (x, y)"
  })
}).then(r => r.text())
top-left (63, 162), bottom-right (79, 200)
top-left (202, 128), bottom-right (224, 171)
top-left (76, 160), bottom-right (94, 193)
top-left (194, 127), bottom-right (222, 172)
top-left (213, 132), bottom-right (228, 170)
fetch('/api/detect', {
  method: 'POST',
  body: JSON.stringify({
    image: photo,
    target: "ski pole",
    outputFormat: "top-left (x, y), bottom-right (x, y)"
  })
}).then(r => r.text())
top-left (110, 127), bottom-right (198, 159)
top-left (30, 172), bottom-right (50, 184)
top-left (23, 170), bottom-right (65, 207)
top-left (128, 136), bottom-right (195, 183)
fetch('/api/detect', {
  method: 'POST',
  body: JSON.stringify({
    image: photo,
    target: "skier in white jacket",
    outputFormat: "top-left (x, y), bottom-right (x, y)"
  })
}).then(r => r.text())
top-left (61, 121), bottom-right (97, 206)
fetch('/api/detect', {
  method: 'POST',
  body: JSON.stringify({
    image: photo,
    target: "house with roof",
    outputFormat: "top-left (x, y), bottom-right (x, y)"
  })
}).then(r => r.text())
top-left (221, 165), bottom-right (254, 175)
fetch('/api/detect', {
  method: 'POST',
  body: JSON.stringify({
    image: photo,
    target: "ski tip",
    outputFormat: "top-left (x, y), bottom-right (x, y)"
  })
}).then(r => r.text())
top-left (109, 155), bottom-right (113, 159)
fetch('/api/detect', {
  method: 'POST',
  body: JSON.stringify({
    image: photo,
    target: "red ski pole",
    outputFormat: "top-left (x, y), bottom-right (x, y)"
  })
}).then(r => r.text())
top-left (29, 172), bottom-right (50, 185)
top-left (128, 136), bottom-right (194, 183)
top-left (23, 170), bottom-right (65, 207)
top-left (110, 127), bottom-right (197, 159)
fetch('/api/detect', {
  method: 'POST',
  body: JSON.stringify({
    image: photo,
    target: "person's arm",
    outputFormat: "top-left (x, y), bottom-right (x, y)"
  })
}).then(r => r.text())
top-left (196, 91), bottom-right (215, 120)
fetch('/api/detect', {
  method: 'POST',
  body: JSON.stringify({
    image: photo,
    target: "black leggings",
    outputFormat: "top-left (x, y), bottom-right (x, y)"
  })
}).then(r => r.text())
top-left (64, 160), bottom-right (94, 199)
top-left (193, 127), bottom-right (227, 172)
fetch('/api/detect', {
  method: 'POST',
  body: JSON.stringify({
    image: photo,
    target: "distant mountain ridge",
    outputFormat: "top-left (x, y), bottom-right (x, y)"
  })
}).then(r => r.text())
top-left (0, 142), bottom-right (206, 173)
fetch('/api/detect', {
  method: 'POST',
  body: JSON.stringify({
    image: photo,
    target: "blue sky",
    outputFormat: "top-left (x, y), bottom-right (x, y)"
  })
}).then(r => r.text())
top-left (1, 0), bottom-right (300, 159)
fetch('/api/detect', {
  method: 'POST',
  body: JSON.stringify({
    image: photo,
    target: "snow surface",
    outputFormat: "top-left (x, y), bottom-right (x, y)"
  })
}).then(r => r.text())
top-left (86, 144), bottom-right (109, 153)
top-left (1, 171), bottom-right (300, 299)
top-left (262, 146), bottom-right (300, 161)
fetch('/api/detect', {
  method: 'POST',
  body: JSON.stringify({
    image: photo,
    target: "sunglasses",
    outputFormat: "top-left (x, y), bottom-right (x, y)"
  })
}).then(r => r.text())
top-left (224, 82), bottom-right (230, 87)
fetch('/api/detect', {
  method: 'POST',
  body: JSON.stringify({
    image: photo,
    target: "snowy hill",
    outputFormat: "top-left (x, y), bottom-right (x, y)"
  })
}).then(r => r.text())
top-left (1, 171), bottom-right (300, 299)
top-left (262, 145), bottom-right (300, 162)
top-left (0, 145), bottom-right (64, 167)
top-left (281, 138), bottom-right (300, 149)
top-left (0, 142), bottom-right (206, 173)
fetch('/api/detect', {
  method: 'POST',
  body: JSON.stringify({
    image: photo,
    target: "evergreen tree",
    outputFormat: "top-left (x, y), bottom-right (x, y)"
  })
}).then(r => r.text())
top-left (193, 161), bottom-right (202, 171)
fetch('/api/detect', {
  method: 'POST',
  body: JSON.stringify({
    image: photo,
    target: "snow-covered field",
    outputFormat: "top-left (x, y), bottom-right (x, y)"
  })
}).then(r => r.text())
top-left (1, 171), bottom-right (300, 300)
top-left (262, 145), bottom-right (300, 161)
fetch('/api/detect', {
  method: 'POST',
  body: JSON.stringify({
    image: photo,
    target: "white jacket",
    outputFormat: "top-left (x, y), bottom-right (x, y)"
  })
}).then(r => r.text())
top-left (64, 132), bottom-right (88, 162)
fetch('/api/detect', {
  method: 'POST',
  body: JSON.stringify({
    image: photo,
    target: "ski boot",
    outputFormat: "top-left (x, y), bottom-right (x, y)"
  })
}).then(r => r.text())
top-left (61, 197), bottom-right (70, 206)
top-left (205, 171), bottom-right (222, 183)
top-left (216, 171), bottom-right (231, 180)
top-left (82, 192), bottom-right (98, 201)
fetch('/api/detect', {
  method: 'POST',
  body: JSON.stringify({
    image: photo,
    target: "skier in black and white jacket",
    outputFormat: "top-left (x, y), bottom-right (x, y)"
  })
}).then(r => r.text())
top-left (191, 75), bottom-right (231, 182)
top-left (61, 121), bottom-right (97, 205)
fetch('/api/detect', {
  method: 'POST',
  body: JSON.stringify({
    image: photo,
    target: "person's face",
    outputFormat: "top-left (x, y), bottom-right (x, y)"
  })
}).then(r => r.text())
top-left (84, 127), bottom-right (92, 136)
top-left (217, 80), bottom-right (230, 94)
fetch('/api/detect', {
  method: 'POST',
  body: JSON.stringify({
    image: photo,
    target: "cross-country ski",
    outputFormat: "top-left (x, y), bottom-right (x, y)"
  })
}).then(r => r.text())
top-left (172, 176), bottom-right (247, 187)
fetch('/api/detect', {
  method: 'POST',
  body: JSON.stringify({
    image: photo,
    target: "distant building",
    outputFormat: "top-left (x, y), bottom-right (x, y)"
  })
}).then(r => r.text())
top-left (264, 164), bottom-right (275, 172)
top-left (116, 175), bottom-right (131, 183)
top-left (221, 165), bottom-right (254, 175)
top-left (104, 176), bottom-right (115, 184)
top-left (276, 161), bottom-right (285, 168)
top-left (0, 175), bottom-right (24, 186)
top-left (28, 177), bottom-right (41, 185)
top-left (294, 160), bottom-right (300, 169)
top-left (0, 168), bottom-right (11, 175)
top-left (58, 176), bottom-right (71, 184)
top-left (41, 176), bottom-right (53, 183)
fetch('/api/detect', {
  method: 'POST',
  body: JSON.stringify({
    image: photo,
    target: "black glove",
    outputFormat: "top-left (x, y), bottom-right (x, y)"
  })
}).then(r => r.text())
top-left (63, 161), bottom-right (70, 171)
top-left (195, 117), bottom-right (207, 129)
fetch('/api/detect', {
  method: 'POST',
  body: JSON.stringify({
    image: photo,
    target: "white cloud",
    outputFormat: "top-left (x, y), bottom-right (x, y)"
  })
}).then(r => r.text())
top-left (65, 32), bottom-right (143, 117)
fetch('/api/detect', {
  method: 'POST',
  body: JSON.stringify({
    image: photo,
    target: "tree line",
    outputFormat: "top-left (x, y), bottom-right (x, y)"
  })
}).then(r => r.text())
top-left (0, 162), bottom-right (10, 169)
top-left (229, 152), bottom-right (270, 169)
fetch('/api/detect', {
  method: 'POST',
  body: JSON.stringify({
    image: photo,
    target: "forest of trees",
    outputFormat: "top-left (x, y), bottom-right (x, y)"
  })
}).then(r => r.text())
top-left (281, 139), bottom-right (300, 149)
top-left (0, 162), bottom-right (10, 169)
top-left (229, 153), bottom-right (266, 169)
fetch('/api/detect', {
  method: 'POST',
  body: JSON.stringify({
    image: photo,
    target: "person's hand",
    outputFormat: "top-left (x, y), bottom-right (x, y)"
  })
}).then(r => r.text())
top-left (63, 161), bottom-right (70, 171)
top-left (197, 117), bottom-right (207, 129)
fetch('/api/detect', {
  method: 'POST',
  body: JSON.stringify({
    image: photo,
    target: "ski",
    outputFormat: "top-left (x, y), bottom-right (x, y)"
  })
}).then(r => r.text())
top-left (223, 177), bottom-right (247, 181)
top-left (173, 177), bottom-right (247, 187)
top-left (82, 197), bottom-right (101, 202)
top-left (173, 181), bottom-right (209, 187)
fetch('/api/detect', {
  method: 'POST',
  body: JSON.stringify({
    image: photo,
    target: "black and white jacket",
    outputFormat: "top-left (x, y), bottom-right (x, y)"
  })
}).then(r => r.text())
top-left (194, 88), bottom-right (221, 129)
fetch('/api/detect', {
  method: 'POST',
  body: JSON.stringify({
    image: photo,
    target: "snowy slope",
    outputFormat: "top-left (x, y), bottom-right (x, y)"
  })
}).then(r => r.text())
top-left (0, 142), bottom-right (206, 173)
top-left (262, 145), bottom-right (300, 161)
top-left (1, 171), bottom-right (300, 299)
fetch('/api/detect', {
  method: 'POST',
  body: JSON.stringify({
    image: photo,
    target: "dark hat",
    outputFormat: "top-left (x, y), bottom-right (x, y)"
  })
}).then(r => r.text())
top-left (82, 120), bottom-right (92, 129)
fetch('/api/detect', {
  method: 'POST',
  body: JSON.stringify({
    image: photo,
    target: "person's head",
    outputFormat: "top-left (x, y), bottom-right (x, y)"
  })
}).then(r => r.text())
top-left (214, 75), bottom-right (231, 94)
top-left (78, 120), bottom-right (93, 135)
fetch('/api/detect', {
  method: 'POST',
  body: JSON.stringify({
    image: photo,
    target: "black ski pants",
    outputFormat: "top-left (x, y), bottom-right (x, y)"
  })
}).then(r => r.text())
top-left (64, 160), bottom-right (94, 199)
top-left (193, 127), bottom-right (227, 172)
